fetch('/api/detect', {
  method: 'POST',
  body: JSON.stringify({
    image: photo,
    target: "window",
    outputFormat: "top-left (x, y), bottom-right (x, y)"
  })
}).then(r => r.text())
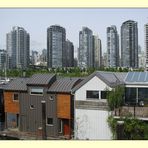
top-left (49, 96), bottom-right (54, 100)
top-left (101, 91), bottom-right (108, 99)
top-left (58, 120), bottom-right (63, 133)
top-left (125, 88), bottom-right (136, 105)
top-left (7, 113), bottom-right (19, 128)
top-left (30, 105), bottom-right (35, 109)
top-left (30, 88), bottom-right (43, 95)
top-left (13, 94), bottom-right (19, 101)
top-left (47, 118), bottom-right (53, 126)
top-left (86, 91), bottom-right (99, 99)
top-left (16, 114), bottom-right (19, 127)
top-left (138, 88), bottom-right (148, 104)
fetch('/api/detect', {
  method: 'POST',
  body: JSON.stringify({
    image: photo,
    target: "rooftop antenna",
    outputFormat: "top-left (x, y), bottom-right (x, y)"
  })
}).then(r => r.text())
top-left (4, 62), bottom-right (9, 82)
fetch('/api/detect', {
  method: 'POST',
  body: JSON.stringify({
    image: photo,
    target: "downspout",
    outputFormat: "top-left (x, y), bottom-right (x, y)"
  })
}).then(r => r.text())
top-left (71, 90), bottom-right (75, 140)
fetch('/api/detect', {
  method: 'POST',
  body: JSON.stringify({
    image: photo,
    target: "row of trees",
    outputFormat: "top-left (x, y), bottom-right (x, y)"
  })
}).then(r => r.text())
top-left (0, 66), bottom-right (145, 78)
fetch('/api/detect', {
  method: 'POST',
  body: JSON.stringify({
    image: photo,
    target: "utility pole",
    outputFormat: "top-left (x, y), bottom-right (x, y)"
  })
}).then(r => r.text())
top-left (41, 100), bottom-right (47, 140)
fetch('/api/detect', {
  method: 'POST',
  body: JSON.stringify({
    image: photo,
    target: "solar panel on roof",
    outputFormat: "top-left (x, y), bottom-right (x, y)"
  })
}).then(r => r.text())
top-left (145, 72), bottom-right (148, 82)
top-left (131, 72), bottom-right (140, 82)
top-left (125, 72), bottom-right (134, 82)
top-left (125, 72), bottom-right (148, 83)
top-left (138, 72), bottom-right (146, 82)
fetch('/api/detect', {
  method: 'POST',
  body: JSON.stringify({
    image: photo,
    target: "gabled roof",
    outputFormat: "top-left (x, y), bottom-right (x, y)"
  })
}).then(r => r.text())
top-left (27, 73), bottom-right (56, 85)
top-left (48, 78), bottom-right (82, 93)
top-left (4, 78), bottom-right (29, 91)
top-left (72, 71), bottom-right (127, 92)
top-left (0, 84), bottom-right (7, 90)
top-left (114, 72), bottom-right (127, 83)
top-left (125, 71), bottom-right (148, 84)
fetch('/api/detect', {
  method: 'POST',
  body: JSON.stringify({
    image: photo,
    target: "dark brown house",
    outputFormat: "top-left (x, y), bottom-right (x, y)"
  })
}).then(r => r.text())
top-left (4, 78), bottom-right (29, 129)
top-left (48, 78), bottom-right (82, 139)
top-left (3, 73), bottom-right (82, 139)
top-left (19, 74), bottom-right (56, 136)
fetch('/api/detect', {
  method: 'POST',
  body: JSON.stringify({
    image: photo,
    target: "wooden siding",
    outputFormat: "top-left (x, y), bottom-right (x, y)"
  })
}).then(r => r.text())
top-left (19, 92), bottom-right (44, 133)
top-left (63, 119), bottom-right (71, 137)
top-left (57, 94), bottom-right (71, 119)
top-left (19, 90), bottom-right (59, 137)
top-left (4, 92), bottom-right (19, 114)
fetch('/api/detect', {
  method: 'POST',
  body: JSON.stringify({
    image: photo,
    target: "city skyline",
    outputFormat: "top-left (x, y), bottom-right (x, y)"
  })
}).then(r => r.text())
top-left (0, 8), bottom-right (148, 56)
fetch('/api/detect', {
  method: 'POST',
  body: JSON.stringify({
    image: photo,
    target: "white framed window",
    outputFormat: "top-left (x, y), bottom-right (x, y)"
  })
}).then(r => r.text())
top-left (30, 88), bottom-right (43, 95)
top-left (13, 93), bottom-right (19, 101)
top-left (46, 118), bottom-right (53, 126)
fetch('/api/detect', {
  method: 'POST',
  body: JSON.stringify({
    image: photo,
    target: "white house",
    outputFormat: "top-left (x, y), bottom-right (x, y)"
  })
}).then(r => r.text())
top-left (72, 71), bottom-right (126, 140)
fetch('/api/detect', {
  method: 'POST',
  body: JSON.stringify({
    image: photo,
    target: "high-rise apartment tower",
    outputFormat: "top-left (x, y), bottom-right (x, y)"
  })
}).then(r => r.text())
top-left (47, 25), bottom-right (66, 68)
top-left (121, 20), bottom-right (138, 68)
top-left (107, 25), bottom-right (119, 67)
top-left (6, 26), bottom-right (30, 69)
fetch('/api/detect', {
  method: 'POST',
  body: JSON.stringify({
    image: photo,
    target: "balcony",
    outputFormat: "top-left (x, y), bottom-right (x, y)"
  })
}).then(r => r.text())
top-left (115, 106), bottom-right (148, 118)
top-left (75, 99), bottom-right (108, 110)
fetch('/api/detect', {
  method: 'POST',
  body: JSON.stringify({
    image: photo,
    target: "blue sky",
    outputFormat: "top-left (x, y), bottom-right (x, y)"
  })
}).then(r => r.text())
top-left (0, 8), bottom-right (148, 56)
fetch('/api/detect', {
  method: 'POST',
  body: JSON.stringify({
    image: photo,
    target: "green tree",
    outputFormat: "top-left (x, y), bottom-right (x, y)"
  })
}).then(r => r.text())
top-left (107, 115), bottom-right (117, 139)
top-left (123, 116), bottom-right (145, 140)
top-left (107, 115), bottom-right (148, 140)
top-left (107, 86), bottom-right (124, 115)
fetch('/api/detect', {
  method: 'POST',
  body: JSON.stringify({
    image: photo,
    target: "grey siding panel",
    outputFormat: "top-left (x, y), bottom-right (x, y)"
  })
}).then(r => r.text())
top-left (45, 94), bottom-right (58, 137)
top-left (20, 93), bottom-right (29, 131)
top-left (30, 96), bottom-right (42, 132)
top-left (20, 87), bottom-right (59, 137)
